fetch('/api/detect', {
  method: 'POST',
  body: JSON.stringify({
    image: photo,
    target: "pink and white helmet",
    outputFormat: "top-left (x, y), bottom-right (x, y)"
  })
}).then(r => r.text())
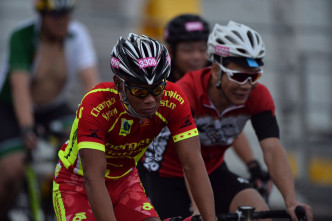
top-left (207, 21), bottom-right (265, 60)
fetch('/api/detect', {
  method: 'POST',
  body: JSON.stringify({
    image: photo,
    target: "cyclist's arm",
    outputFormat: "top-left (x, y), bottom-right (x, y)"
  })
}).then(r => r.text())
top-left (10, 70), bottom-right (34, 127)
top-left (232, 132), bottom-right (255, 164)
top-left (175, 135), bottom-right (216, 221)
top-left (234, 133), bottom-right (272, 195)
top-left (184, 174), bottom-right (200, 215)
top-left (80, 148), bottom-right (116, 221)
top-left (260, 138), bottom-right (313, 221)
top-left (79, 66), bottom-right (100, 92)
top-left (10, 70), bottom-right (37, 149)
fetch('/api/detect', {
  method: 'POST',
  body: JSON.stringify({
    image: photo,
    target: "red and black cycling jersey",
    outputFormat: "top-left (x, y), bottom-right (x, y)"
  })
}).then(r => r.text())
top-left (57, 81), bottom-right (198, 180)
top-left (143, 67), bottom-right (279, 177)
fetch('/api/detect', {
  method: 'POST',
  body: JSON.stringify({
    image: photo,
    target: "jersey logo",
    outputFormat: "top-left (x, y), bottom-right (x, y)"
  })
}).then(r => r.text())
top-left (142, 202), bottom-right (153, 210)
top-left (119, 118), bottom-right (133, 136)
top-left (72, 212), bottom-right (87, 221)
top-left (179, 115), bottom-right (193, 129)
top-left (140, 118), bottom-right (150, 127)
top-left (87, 129), bottom-right (102, 139)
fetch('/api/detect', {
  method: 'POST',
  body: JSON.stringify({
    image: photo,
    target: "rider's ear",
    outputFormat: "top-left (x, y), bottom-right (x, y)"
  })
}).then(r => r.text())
top-left (113, 76), bottom-right (121, 90)
top-left (211, 62), bottom-right (220, 80)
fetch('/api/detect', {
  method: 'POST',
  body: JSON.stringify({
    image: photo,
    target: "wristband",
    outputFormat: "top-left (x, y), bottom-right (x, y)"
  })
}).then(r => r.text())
top-left (20, 126), bottom-right (34, 138)
top-left (246, 159), bottom-right (259, 169)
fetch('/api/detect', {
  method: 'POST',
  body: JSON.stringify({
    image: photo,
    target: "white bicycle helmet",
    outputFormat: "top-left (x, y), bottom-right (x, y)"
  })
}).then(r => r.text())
top-left (207, 21), bottom-right (265, 61)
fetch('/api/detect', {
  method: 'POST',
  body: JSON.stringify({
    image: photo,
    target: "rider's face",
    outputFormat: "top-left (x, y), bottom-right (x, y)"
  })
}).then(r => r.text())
top-left (42, 11), bottom-right (71, 40)
top-left (173, 40), bottom-right (207, 80)
top-left (215, 62), bottom-right (259, 105)
top-left (115, 77), bottom-right (164, 118)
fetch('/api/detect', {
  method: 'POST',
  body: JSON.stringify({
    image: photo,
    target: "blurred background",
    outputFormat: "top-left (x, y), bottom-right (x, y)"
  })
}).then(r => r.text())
top-left (1, 0), bottom-right (331, 220)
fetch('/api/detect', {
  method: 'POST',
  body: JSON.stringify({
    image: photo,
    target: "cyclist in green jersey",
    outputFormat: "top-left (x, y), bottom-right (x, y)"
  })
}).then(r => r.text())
top-left (0, 0), bottom-right (99, 219)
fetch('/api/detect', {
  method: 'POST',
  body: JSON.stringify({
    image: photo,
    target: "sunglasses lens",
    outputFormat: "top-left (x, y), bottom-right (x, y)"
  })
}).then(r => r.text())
top-left (130, 88), bottom-right (149, 97)
top-left (127, 81), bottom-right (166, 98)
top-left (231, 73), bottom-right (261, 84)
top-left (250, 73), bottom-right (261, 83)
top-left (152, 83), bottom-right (166, 96)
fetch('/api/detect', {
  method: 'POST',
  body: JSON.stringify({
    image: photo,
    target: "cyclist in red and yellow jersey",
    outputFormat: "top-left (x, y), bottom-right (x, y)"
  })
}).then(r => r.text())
top-left (52, 33), bottom-right (216, 221)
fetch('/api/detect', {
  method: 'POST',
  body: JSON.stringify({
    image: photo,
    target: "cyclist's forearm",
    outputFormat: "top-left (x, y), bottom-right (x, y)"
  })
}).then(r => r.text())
top-left (184, 174), bottom-right (200, 215)
top-left (10, 72), bottom-right (34, 127)
top-left (183, 158), bottom-right (216, 221)
top-left (261, 138), bottom-right (297, 206)
top-left (85, 176), bottom-right (116, 221)
top-left (232, 132), bottom-right (255, 164)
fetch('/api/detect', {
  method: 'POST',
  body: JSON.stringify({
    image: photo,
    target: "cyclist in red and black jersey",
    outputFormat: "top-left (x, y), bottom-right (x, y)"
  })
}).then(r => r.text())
top-left (145, 21), bottom-right (313, 221)
top-left (52, 33), bottom-right (216, 221)
top-left (141, 14), bottom-right (271, 220)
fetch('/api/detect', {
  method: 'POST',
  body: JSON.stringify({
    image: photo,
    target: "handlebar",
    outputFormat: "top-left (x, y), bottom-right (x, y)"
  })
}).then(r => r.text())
top-left (164, 205), bottom-right (307, 221)
top-left (217, 205), bottom-right (306, 221)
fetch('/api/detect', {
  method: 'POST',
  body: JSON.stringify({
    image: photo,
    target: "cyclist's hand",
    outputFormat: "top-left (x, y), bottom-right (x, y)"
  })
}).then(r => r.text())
top-left (247, 160), bottom-right (273, 197)
top-left (21, 126), bottom-right (37, 150)
top-left (287, 203), bottom-right (313, 221)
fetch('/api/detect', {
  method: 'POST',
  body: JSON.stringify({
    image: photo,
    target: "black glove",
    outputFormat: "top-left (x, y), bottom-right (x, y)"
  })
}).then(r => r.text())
top-left (21, 126), bottom-right (37, 150)
top-left (247, 160), bottom-right (270, 182)
top-left (247, 160), bottom-right (270, 202)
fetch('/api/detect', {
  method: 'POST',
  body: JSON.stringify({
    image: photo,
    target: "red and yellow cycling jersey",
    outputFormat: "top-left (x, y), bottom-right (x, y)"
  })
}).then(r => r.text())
top-left (58, 81), bottom-right (198, 180)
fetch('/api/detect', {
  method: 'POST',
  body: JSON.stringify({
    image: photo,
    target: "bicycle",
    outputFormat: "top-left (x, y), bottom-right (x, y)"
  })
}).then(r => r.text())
top-left (9, 121), bottom-right (67, 221)
top-left (164, 205), bottom-right (306, 221)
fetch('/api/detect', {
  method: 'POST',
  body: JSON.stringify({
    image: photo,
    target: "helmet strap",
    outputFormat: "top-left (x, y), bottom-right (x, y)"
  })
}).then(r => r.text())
top-left (117, 77), bottom-right (150, 119)
top-left (215, 59), bottom-right (233, 104)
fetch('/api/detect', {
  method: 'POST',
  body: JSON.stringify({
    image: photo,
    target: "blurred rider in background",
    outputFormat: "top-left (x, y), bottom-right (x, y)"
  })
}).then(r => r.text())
top-left (0, 0), bottom-right (99, 219)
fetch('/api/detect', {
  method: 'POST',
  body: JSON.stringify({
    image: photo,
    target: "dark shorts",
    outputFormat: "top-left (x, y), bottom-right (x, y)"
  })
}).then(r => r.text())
top-left (53, 162), bottom-right (159, 221)
top-left (0, 101), bottom-right (75, 158)
top-left (145, 162), bottom-right (251, 219)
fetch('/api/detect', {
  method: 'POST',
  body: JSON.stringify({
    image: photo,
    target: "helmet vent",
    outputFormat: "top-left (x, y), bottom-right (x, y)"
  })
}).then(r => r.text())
top-left (247, 31), bottom-right (255, 47)
top-left (232, 31), bottom-right (244, 42)
top-left (236, 48), bottom-right (247, 54)
top-left (225, 36), bottom-right (238, 44)
top-left (255, 34), bottom-right (261, 45)
top-left (216, 38), bottom-right (225, 45)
